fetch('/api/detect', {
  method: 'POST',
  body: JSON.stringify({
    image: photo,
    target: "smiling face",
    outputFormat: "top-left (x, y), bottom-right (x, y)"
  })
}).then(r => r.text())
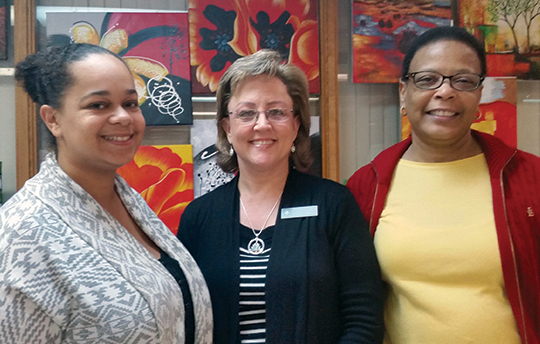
top-left (222, 75), bottom-right (300, 174)
top-left (44, 53), bottom-right (145, 176)
top-left (400, 40), bottom-right (483, 149)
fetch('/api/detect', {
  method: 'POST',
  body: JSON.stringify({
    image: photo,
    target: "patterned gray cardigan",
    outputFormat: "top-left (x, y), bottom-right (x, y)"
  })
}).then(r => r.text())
top-left (0, 154), bottom-right (213, 344)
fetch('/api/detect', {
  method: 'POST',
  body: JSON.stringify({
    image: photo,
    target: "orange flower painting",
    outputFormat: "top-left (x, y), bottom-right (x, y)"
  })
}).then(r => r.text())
top-left (117, 145), bottom-right (194, 235)
top-left (189, 0), bottom-right (320, 93)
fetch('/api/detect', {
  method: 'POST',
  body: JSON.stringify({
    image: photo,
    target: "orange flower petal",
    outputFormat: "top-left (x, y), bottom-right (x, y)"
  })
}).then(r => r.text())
top-left (145, 168), bottom-right (187, 213)
top-left (160, 202), bottom-right (191, 235)
top-left (162, 189), bottom-right (195, 212)
top-left (133, 146), bottom-right (184, 172)
top-left (288, 20), bottom-right (319, 80)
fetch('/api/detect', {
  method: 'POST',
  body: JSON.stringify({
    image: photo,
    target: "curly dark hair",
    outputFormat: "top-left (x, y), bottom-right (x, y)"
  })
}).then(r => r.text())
top-left (15, 44), bottom-right (128, 149)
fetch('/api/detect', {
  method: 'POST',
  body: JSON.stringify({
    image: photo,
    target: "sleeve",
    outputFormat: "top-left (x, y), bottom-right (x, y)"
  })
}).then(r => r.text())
top-left (333, 188), bottom-right (384, 344)
top-left (0, 272), bottom-right (62, 344)
top-left (176, 200), bottom-right (200, 255)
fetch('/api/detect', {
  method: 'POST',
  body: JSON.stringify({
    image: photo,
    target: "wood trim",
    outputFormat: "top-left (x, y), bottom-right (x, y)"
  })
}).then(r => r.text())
top-left (319, 0), bottom-right (340, 182)
top-left (14, 0), bottom-right (37, 189)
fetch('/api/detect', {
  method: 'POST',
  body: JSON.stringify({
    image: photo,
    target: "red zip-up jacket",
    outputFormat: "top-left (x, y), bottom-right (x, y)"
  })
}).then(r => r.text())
top-left (346, 130), bottom-right (540, 344)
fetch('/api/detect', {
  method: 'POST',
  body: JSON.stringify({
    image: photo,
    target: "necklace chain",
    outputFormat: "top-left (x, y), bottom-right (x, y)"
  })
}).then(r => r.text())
top-left (240, 192), bottom-right (282, 255)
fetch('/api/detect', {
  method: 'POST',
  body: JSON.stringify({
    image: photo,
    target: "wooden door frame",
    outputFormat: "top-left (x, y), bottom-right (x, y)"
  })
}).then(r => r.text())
top-left (319, 0), bottom-right (340, 181)
top-left (14, 0), bottom-right (37, 189)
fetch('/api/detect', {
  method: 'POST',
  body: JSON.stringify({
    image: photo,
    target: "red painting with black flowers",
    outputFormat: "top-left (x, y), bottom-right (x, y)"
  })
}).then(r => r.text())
top-left (189, 0), bottom-right (320, 94)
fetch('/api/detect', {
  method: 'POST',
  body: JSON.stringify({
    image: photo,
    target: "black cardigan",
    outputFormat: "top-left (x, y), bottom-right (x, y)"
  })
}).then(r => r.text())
top-left (177, 169), bottom-right (383, 343)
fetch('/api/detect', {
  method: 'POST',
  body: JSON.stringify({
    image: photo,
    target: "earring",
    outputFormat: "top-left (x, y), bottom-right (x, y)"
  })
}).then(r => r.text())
top-left (400, 106), bottom-right (407, 117)
top-left (475, 110), bottom-right (482, 121)
top-left (291, 144), bottom-right (296, 153)
top-left (229, 145), bottom-right (234, 156)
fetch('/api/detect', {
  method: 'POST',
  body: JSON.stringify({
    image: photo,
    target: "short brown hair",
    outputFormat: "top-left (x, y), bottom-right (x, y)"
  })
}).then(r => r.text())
top-left (215, 49), bottom-right (312, 173)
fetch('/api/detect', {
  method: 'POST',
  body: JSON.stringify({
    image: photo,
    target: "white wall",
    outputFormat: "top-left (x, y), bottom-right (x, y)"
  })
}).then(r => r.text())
top-left (0, 78), bottom-right (15, 202)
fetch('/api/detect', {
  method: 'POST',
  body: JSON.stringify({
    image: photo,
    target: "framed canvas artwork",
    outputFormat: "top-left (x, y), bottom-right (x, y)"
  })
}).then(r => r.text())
top-left (352, 0), bottom-right (452, 83)
top-left (46, 12), bottom-right (193, 125)
top-left (460, 0), bottom-right (540, 79)
top-left (117, 144), bottom-right (194, 235)
top-left (189, 0), bottom-right (320, 93)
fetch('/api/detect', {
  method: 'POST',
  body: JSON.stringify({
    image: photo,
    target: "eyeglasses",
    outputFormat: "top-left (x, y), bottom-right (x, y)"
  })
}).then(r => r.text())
top-left (228, 108), bottom-right (294, 125)
top-left (404, 71), bottom-right (485, 91)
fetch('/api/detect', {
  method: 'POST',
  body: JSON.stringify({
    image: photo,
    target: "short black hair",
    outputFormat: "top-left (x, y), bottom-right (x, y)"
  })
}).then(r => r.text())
top-left (401, 26), bottom-right (487, 79)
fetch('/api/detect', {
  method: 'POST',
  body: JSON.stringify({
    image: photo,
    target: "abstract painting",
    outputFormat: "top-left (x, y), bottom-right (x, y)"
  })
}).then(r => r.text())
top-left (352, 0), bottom-right (451, 83)
top-left (460, 0), bottom-right (540, 79)
top-left (47, 12), bottom-right (193, 125)
top-left (0, 0), bottom-right (6, 60)
top-left (117, 145), bottom-right (194, 235)
top-left (401, 77), bottom-right (517, 148)
top-left (189, 0), bottom-right (320, 93)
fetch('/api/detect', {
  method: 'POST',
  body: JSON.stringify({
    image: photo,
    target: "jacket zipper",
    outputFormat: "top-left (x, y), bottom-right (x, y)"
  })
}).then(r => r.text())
top-left (499, 152), bottom-right (528, 344)
top-left (370, 164), bottom-right (380, 236)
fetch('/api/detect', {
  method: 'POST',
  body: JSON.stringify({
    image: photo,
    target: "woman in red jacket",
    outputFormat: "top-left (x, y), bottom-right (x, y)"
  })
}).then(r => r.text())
top-left (347, 26), bottom-right (540, 344)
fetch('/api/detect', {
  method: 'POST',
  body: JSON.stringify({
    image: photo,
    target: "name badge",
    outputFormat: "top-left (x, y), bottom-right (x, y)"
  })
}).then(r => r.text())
top-left (281, 205), bottom-right (318, 219)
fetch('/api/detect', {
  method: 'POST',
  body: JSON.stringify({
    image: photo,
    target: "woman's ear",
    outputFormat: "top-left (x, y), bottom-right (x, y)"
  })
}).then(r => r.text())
top-left (398, 80), bottom-right (407, 106)
top-left (40, 105), bottom-right (62, 137)
top-left (221, 117), bottom-right (232, 143)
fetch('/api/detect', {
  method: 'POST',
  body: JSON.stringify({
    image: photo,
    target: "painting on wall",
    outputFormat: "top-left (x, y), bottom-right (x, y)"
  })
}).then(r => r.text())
top-left (189, 0), bottom-right (320, 94)
top-left (460, 0), bottom-right (540, 79)
top-left (47, 12), bottom-right (193, 125)
top-left (117, 145), bottom-right (194, 235)
top-left (191, 117), bottom-right (322, 198)
top-left (0, 0), bottom-right (7, 61)
top-left (352, 0), bottom-right (452, 83)
top-left (401, 77), bottom-right (517, 148)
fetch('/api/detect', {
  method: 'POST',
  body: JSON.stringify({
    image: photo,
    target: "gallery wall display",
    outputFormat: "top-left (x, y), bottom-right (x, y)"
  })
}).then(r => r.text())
top-left (460, 0), bottom-right (540, 79)
top-left (117, 145), bottom-right (194, 235)
top-left (401, 76), bottom-right (517, 148)
top-left (351, 0), bottom-right (452, 83)
top-left (188, 0), bottom-right (320, 93)
top-left (46, 12), bottom-right (193, 125)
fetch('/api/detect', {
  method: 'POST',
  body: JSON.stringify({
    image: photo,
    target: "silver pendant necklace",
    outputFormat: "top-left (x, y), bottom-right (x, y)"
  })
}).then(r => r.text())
top-left (240, 192), bottom-right (282, 255)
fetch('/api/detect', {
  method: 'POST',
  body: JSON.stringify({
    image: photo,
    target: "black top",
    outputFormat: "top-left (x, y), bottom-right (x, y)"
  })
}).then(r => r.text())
top-left (177, 169), bottom-right (384, 343)
top-left (159, 250), bottom-right (195, 344)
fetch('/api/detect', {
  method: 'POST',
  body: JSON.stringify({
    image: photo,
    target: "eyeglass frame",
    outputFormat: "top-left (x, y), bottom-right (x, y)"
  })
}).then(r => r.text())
top-left (227, 108), bottom-right (295, 125)
top-left (403, 71), bottom-right (485, 91)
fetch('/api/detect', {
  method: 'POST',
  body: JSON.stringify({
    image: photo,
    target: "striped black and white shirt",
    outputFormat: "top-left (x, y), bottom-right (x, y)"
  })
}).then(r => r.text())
top-left (238, 224), bottom-right (274, 344)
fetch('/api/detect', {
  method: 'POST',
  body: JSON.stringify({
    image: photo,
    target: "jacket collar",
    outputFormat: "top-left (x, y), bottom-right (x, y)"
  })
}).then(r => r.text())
top-left (370, 130), bottom-right (517, 184)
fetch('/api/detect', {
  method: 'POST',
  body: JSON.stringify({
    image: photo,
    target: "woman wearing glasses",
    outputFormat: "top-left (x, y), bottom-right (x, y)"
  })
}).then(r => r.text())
top-left (177, 49), bottom-right (384, 343)
top-left (347, 26), bottom-right (540, 343)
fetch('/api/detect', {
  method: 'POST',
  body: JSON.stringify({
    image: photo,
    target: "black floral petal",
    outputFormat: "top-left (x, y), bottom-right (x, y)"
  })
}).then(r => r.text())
top-left (250, 11), bottom-right (294, 59)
